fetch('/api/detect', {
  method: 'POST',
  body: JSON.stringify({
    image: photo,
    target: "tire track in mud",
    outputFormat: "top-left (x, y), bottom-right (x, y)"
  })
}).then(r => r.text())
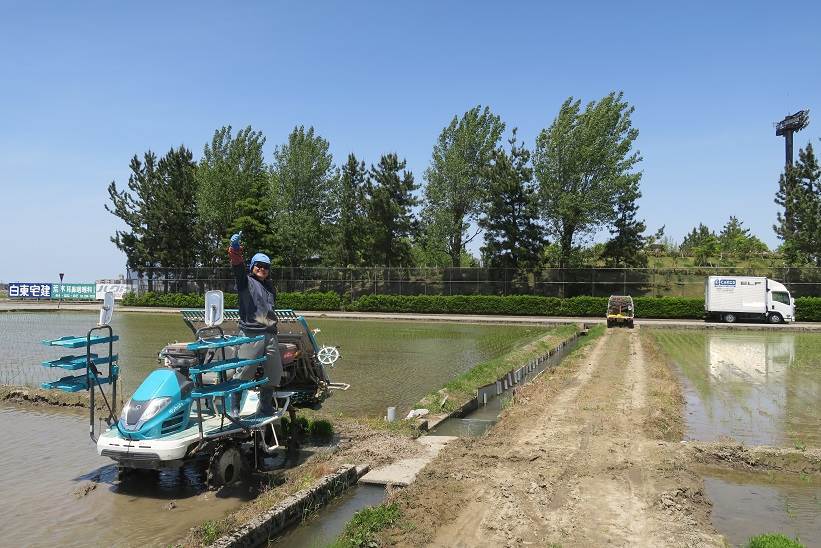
top-left (396, 328), bottom-right (724, 548)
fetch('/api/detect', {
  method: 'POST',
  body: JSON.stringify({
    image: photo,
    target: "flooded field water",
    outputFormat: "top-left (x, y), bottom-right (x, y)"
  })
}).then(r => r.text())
top-left (649, 329), bottom-right (821, 448)
top-left (0, 404), bottom-right (249, 548)
top-left (701, 467), bottom-right (821, 547)
top-left (0, 311), bottom-right (551, 546)
top-left (650, 328), bottom-right (821, 546)
top-left (0, 311), bottom-right (548, 416)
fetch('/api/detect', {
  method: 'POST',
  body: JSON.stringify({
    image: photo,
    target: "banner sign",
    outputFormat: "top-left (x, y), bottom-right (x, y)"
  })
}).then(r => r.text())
top-left (52, 283), bottom-right (97, 301)
top-left (96, 283), bottom-right (129, 301)
top-left (8, 282), bottom-right (52, 299)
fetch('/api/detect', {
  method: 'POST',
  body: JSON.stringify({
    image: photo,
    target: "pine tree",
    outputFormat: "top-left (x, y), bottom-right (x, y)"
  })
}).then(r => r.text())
top-left (601, 183), bottom-right (647, 267)
top-left (718, 216), bottom-right (768, 260)
top-left (106, 146), bottom-right (201, 287)
top-left (479, 131), bottom-right (544, 269)
top-left (333, 154), bottom-right (368, 266)
top-left (365, 154), bottom-right (419, 266)
top-left (775, 143), bottom-right (821, 265)
top-left (681, 223), bottom-right (719, 266)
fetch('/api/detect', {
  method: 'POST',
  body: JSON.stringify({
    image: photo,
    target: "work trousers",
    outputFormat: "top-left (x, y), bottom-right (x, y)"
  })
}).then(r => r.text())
top-left (233, 329), bottom-right (283, 388)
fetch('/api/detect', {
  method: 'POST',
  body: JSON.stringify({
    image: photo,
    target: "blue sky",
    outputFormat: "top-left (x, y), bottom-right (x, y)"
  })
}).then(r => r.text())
top-left (1, 1), bottom-right (819, 282)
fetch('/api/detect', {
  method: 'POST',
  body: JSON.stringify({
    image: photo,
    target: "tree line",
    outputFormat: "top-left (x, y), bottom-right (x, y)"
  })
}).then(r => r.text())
top-left (106, 92), bottom-right (819, 279)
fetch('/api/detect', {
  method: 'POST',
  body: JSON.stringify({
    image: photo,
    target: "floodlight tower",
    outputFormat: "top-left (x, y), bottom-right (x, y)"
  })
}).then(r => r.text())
top-left (775, 110), bottom-right (810, 167)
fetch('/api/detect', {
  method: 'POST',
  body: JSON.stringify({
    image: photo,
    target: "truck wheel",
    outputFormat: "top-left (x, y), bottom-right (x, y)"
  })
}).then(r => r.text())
top-left (723, 313), bottom-right (737, 323)
top-left (767, 313), bottom-right (783, 324)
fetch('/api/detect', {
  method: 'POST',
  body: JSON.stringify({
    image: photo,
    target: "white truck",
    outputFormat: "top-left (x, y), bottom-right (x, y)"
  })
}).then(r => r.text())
top-left (704, 276), bottom-right (795, 324)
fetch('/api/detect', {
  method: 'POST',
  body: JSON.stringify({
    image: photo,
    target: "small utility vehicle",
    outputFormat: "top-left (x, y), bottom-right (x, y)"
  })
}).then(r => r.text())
top-left (606, 295), bottom-right (634, 328)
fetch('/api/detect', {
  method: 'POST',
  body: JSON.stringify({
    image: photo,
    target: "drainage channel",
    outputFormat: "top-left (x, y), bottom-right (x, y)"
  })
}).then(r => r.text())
top-left (429, 330), bottom-right (584, 437)
top-left (269, 484), bottom-right (386, 547)
top-left (268, 328), bottom-right (586, 546)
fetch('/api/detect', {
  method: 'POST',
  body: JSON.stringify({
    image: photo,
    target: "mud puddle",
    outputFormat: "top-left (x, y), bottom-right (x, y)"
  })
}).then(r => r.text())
top-left (269, 484), bottom-right (386, 547)
top-left (699, 466), bottom-right (821, 547)
top-left (0, 405), bottom-right (250, 547)
top-left (649, 329), bottom-right (821, 447)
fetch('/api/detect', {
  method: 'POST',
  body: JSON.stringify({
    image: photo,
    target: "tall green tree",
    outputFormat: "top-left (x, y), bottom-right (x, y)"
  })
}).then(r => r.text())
top-left (365, 153), bottom-right (419, 266)
top-left (330, 154), bottom-right (368, 266)
top-left (106, 146), bottom-right (200, 284)
top-left (479, 131), bottom-right (544, 269)
top-left (533, 92), bottom-right (642, 269)
top-left (423, 106), bottom-right (505, 266)
top-left (270, 126), bottom-right (338, 267)
top-left (196, 126), bottom-right (270, 266)
top-left (601, 184), bottom-right (647, 267)
top-left (774, 143), bottom-right (821, 265)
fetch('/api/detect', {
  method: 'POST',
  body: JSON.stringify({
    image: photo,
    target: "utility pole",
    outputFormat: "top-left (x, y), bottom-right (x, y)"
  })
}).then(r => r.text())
top-left (775, 110), bottom-right (810, 167)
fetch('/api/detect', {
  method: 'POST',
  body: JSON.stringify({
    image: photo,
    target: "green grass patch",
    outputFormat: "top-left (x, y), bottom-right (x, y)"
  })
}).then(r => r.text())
top-left (330, 503), bottom-right (402, 548)
top-left (416, 324), bottom-right (579, 413)
top-left (197, 519), bottom-right (228, 545)
top-left (747, 533), bottom-right (805, 548)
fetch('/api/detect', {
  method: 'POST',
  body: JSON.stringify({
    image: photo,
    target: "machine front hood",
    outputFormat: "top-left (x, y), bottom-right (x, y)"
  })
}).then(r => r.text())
top-left (131, 369), bottom-right (187, 400)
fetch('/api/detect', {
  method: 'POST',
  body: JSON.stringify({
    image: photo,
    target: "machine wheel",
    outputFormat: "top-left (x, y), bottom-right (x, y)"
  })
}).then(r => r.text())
top-left (117, 465), bottom-right (137, 481)
top-left (628, 320), bottom-right (634, 329)
top-left (607, 320), bottom-right (612, 328)
top-left (723, 313), bottom-right (737, 324)
top-left (768, 313), bottom-right (783, 324)
top-left (208, 443), bottom-right (246, 488)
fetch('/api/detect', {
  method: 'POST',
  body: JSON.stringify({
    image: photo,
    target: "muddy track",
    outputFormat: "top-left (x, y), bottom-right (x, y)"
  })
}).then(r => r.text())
top-left (383, 329), bottom-right (724, 547)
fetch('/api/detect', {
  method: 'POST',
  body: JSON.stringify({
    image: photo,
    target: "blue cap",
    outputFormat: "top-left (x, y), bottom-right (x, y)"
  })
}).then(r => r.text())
top-left (250, 252), bottom-right (271, 269)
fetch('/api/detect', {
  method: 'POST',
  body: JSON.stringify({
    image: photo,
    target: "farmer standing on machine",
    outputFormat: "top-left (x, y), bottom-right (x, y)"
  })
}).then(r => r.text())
top-left (227, 231), bottom-right (281, 416)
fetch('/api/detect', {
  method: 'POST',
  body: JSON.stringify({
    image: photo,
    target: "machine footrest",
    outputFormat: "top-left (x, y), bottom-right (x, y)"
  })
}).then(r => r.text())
top-left (191, 378), bottom-right (269, 399)
top-left (190, 356), bottom-right (266, 375)
top-left (186, 335), bottom-right (264, 351)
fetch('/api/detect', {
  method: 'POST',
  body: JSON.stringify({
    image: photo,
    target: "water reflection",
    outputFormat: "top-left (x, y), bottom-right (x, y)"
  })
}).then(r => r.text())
top-left (651, 330), bottom-right (821, 447)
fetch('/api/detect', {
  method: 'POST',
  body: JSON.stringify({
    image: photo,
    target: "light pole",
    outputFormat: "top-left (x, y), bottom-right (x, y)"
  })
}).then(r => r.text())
top-left (775, 110), bottom-right (810, 167)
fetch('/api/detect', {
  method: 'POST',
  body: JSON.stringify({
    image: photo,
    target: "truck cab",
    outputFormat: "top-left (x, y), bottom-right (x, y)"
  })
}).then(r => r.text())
top-left (766, 279), bottom-right (795, 324)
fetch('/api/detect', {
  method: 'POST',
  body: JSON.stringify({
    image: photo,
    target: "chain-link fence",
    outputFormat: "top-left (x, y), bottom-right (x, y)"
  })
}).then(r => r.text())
top-left (126, 266), bottom-right (821, 298)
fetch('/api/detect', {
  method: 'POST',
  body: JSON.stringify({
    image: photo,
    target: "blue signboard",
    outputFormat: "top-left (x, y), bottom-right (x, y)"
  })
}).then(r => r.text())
top-left (8, 282), bottom-right (52, 299)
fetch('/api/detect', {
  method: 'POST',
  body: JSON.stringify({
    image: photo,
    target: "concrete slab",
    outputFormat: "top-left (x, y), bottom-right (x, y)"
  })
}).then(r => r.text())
top-left (360, 435), bottom-right (458, 486)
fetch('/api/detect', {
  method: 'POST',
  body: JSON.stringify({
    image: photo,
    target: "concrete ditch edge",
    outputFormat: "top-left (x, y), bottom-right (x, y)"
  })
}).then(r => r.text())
top-left (208, 463), bottom-right (370, 548)
top-left (424, 326), bottom-right (590, 431)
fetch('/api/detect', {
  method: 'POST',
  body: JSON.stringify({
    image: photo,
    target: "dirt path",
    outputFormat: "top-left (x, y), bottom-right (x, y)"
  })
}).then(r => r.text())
top-left (384, 329), bottom-right (724, 547)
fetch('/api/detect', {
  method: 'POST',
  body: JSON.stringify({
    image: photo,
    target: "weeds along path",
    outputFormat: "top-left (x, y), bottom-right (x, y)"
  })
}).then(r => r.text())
top-left (385, 328), bottom-right (724, 548)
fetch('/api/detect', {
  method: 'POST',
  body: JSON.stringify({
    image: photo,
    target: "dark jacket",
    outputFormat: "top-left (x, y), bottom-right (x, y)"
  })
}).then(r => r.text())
top-left (232, 264), bottom-right (277, 333)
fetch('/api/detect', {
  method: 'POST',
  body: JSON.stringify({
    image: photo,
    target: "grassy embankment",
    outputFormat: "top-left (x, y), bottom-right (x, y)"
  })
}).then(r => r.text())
top-left (415, 323), bottom-right (580, 415)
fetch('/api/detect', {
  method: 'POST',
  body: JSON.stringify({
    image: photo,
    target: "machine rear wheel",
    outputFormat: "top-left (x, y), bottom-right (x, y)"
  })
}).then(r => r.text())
top-left (208, 444), bottom-right (246, 488)
top-left (723, 313), bottom-right (737, 323)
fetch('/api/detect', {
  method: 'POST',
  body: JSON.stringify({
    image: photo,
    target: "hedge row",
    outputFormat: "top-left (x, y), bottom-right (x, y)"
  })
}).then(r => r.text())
top-left (795, 297), bottom-right (821, 322)
top-left (121, 291), bottom-right (821, 321)
top-left (122, 291), bottom-right (342, 311)
top-left (348, 294), bottom-right (706, 319)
